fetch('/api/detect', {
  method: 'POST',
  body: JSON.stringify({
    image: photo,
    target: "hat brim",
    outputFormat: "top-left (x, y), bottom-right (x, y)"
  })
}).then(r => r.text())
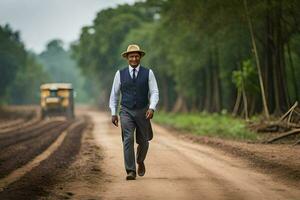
top-left (122, 50), bottom-right (145, 58)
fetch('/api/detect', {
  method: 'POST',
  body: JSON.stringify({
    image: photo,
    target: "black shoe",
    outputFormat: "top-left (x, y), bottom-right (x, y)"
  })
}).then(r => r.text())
top-left (138, 162), bottom-right (145, 176)
top-left (126, 171), bottom-right (136, 180)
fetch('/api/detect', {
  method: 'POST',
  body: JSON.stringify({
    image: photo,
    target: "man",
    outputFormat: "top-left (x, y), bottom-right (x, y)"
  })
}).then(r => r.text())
top-left (109, 44), bottom-right (159, 180)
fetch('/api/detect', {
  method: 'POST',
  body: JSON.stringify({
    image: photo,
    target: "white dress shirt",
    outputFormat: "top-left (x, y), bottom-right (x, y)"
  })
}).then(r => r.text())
top-left (109, 65), bottom-right (159, 115)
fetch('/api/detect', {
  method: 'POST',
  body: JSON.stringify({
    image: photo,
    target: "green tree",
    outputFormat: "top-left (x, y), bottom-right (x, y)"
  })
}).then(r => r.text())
top-left (39, 39), bottom-right (89, 103)
top-left (7, 53), bottom-right (49, 104)
top-left (72, 3), bottom-right (157, 107)
top-left (0, 24), bottom-right (26, 100)
top-left (232, 60), bottom-right (260, 119)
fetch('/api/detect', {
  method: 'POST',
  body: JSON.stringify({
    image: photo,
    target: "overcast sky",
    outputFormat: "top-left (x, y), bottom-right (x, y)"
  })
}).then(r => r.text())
top-left (0, 0), bottom-right (137, 53)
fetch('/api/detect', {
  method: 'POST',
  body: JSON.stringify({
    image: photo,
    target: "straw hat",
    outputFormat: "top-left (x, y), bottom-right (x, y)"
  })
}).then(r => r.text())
top-left (121, 44), bottom-right (146, 58)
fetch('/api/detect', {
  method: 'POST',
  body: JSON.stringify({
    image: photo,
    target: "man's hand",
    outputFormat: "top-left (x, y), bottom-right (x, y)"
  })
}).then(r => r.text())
top-left (145, 109), bottom-right (154, 119)
top-left (112, 115), bottom-right (118, 127)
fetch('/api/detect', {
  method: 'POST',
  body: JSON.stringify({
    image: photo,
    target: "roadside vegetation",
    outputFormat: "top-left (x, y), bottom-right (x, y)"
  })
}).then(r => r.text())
top-left (154, 112), bottom-right (258, 141)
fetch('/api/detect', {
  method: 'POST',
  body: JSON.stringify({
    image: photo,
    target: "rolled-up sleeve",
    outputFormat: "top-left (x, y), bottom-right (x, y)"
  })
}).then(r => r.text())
top-left (109, 71), bottom-right (121, 115)
top-left (148, 69), bottom-right (159, 110)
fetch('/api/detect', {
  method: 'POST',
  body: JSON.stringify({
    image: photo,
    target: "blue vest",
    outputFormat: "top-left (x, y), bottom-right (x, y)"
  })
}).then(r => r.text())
top-left (120, 66), bottom-right (149, 109)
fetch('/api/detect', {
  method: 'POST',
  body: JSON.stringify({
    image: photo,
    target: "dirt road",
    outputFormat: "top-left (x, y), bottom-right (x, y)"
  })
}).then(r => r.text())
top-left (1, 107), bottom-right (300, 200)
top-left (89, 110), bottom-right (300, 200)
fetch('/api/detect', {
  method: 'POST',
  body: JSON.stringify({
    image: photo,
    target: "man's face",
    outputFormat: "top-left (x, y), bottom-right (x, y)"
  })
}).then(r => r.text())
top-left (127, 52), bottom-right (141, 67)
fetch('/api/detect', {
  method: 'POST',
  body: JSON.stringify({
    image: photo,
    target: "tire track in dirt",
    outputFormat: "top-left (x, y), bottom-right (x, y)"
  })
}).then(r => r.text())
top-left (0, 119), bottom-right (25, 130)
top-left (0, 121), bottom-right (72, 178)
top-left (0, 120), bottom-right (62, 145)
top-left (0, 118), bottom-right (87, 200)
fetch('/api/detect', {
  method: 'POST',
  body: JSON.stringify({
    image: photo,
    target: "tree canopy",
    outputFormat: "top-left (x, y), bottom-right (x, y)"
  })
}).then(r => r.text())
top-left (0, 24), bottom-right (48, 104)
top-left (72, 0), bottom-right (300, 116)
top-left (38, 39), bottom-right (89, 103)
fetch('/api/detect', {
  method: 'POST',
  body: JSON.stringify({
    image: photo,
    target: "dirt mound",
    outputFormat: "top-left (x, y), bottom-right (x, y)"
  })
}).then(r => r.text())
top-left (0, 105), bottom-right (38, 120)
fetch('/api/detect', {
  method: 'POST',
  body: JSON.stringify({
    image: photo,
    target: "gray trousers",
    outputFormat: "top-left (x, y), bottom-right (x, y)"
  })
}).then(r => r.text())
top-left (120, 106), bottom-right (153, 173)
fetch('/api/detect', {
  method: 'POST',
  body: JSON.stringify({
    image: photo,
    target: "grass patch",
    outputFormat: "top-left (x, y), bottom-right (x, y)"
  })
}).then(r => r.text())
top-left (153, 112), bottom-right (257, 140)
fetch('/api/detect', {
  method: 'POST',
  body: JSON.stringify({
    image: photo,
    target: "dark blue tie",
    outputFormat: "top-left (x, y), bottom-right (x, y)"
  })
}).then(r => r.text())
top-left (133, 68), bottom-right (136, 81)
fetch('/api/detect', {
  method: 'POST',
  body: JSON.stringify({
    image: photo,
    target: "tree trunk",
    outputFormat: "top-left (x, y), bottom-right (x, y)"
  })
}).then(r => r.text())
top-left (204, 59), bottom-right (212, 112)
top-left (212, 46), bottom-right (222, 112)
top-left (172, 94), bottom-right (188, 113)
top-left (249, 95), bottom-right (257, 116)
top-left (264, 5), bottom-right (275, 112)
top-left (198, 68), bottom-right (206, 111)
top-left (190, 98), bottom-right (198, 112)
top-left (271, 0), bottom-right (290, 115)
top-left (161, 77), bottom-right (169, 111)
top-left (232, 89), bottom-right (242, 117)
top-left (242, 87), bottom-right (249, 121)
top-left (287, 42), bottom-right (299, 102)
top-left (244, 0), bottom-right (270, 119)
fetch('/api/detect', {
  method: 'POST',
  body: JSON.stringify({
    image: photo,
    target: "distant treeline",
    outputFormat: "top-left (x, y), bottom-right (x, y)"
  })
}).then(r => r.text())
top-left (72, 0), bottom-right (300, 117)
top-left (0, 24), bottom-right (46, 104)
top-left (0, 25), bottom-right (89, 105)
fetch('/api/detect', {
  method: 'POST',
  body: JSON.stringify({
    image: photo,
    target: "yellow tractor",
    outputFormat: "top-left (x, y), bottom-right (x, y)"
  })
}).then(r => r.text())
top-left (40, 83), bottom-right (74, 119)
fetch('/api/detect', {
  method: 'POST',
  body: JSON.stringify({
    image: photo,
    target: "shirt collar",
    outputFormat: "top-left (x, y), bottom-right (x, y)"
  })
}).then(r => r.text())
top-left (128, 65), bottom-right (140, 72)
